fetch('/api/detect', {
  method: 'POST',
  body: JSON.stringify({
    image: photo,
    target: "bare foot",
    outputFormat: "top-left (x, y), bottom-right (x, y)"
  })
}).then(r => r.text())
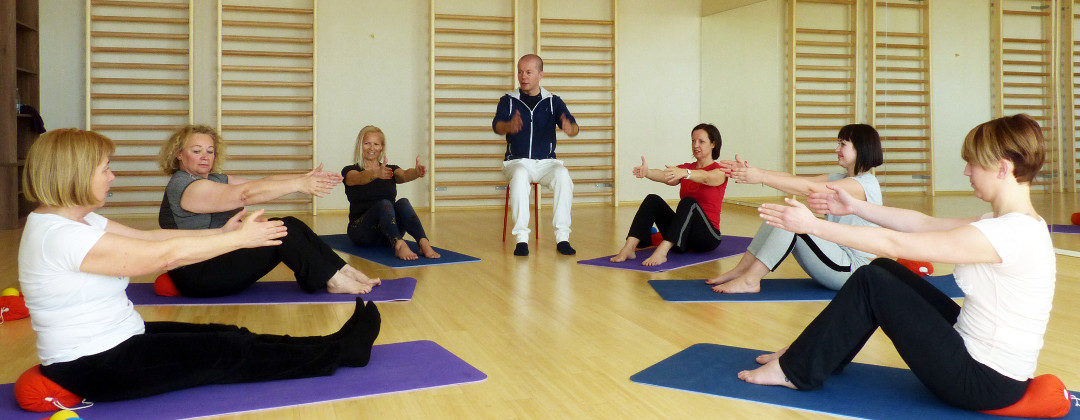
top-left (394, 240), bottom-right (418, 260)
top-left (711, 275), bottom-right (761, 294)
top-left (610, 249), bottom-right (636, 263)
top-left (327, 271), bottom-right (372, 294)
top-left (418, 239), bottom-right (441, 258)
top-left (641, 253), bottom-right (667, 266)
top-left (738, 359), bottom-right (797, 389)
top-left (343, 265), bottom-right (380, 286)
top-left (756, 346), bottom-right (788, 365)
top-left (706, 268), bottom-right (742, 285)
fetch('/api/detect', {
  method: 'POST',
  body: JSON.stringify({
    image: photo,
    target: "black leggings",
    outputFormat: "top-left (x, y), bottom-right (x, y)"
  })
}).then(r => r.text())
top-left (168, 216), bottom-right (347, 297)
top-left (778, 258), bottom-right (1028, 411)
top-left (347, 198), bottom-right (427, 247)
top-left (626, 194), bottom-right (722, 253)
top-left (40, 321), bottom-right (342, 402)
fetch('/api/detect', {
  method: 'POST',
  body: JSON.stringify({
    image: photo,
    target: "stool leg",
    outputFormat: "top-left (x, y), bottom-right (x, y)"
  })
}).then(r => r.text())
top-left (502, 185), bottom-right (510, 243)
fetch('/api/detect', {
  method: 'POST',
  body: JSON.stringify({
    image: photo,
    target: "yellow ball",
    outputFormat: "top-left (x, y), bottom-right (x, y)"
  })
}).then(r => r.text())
top-left (50, 410), bottom-right (81, 420)
top-left (0, 287), bottom-right (18, 297)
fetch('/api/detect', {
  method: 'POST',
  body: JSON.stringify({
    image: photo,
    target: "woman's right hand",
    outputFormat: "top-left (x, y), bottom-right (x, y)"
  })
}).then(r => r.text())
top-left (235, 209), bottom-right (287, 248)
top-left (632, 156), bottom-right (648, 178)
top-left (724, 155), bottom-right (764, 184)
top-left (298, 164), bottom-right (342, 197)
top-left (807, 184), bottom-right (857, 216)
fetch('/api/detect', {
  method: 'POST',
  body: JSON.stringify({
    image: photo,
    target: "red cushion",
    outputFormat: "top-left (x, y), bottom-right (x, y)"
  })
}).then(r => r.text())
top-left (981, 374), bottom-right (1071, 418)
top-left (0, 295), bottom-right (29, 321)
top-left (154, 272), bottom-right (180, 297)
top-left (1072, 212), bottom-right (1080, 225)
top-left (14, 365), bottom-right (83, 412)
top-left (650, 231), bottom-right (663, 247)
top-left (896, 258), bottom-right (933, 276)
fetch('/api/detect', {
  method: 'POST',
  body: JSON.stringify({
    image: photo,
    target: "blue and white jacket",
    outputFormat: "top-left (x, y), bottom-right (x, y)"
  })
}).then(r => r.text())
top-left (491, 87), bottom-right (577, 161)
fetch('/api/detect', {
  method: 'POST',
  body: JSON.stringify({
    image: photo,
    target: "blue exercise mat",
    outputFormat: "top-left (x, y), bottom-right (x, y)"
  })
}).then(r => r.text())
top-left (321, 234), bottom-right (480, 268)
top-left (631, 343), bottom-right (1080, 419)
top-left (648, 274), bottom-right (963, 302)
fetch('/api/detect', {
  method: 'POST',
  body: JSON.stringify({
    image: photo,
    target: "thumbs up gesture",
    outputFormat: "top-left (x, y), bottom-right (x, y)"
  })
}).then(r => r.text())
top-left (376, 157), bottom-right (395, 179)
top-left (413, 155), bottom-right (426, 178)
top-left (633, 156), bottom-right (648, 178)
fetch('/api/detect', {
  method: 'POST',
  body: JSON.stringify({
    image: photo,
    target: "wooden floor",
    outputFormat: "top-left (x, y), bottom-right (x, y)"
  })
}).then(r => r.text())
top-left (1, 194), bottom-right (1078, 419)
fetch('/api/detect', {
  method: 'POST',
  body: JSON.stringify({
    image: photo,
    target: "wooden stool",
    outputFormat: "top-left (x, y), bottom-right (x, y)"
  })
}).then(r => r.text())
top-left (503, 182), bottom-right (540, 244)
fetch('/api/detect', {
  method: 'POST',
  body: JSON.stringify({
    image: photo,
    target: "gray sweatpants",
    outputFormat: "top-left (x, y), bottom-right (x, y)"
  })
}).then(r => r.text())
top-left (747, 223), bottom-right (869, 290)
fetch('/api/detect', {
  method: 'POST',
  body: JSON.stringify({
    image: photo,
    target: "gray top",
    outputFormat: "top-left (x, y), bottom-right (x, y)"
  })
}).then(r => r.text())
top-left (826, 171), bottom-right (883, 265)
top-left (158, 172), bottom-right (242, 230)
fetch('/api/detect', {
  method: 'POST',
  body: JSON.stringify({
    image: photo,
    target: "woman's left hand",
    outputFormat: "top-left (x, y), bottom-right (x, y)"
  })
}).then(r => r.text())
top-left (413, 155), bottom-right (427, 178)
top-left (758, 197), bottom-right (819, 234)
top-left (221, 208), bottom-right (248, 232)
top-left (662, 165), bottom-right (688, 183)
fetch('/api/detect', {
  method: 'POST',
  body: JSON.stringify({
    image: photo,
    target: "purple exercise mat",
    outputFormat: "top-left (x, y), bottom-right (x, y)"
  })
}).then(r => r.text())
top-left (1, 340), bottom-right (486, 419)
top-left (126, 277), bottom-right (416, 305)
top-left (577, 235), bottom-right (753, 273)
top-left (1050, 224), bottom-right (1080, 234)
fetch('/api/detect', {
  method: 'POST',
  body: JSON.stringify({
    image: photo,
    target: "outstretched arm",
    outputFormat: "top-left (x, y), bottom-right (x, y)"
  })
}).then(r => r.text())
top-left (759, 198), bottom-right (1000, 264)
top-left (81, 209), bottom-right (288, 277)
top-left (395, 156), bottom-right (427, 184)
top-left (808, 185), bottom-right (980, 232)
top-left (721, 155), bottom-right (861, 198)
top-left (105, 208), bottom-right (248, 241)
top-left (180, 164), bottom-right (342, 213)
top-left (633, 156), bottom-right (678, 185)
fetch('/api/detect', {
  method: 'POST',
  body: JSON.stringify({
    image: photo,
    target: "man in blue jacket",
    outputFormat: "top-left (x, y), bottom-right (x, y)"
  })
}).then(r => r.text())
top-left (492, 54), bottom-right (579, 256)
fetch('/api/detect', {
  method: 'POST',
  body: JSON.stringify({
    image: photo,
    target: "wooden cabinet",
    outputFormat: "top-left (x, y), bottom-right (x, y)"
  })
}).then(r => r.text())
top-left (1, 0), bottom-right (38, 229)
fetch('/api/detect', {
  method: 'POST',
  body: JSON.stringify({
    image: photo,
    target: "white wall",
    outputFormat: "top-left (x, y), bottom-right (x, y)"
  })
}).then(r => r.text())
top-left (40, 0), bottom-right (702, 211)
top-left (615, 0), bottom-right (703, 202)
top-left (928, 0), bottom-right (993, 191)
top-left (700, 0), bottom-right (784, 199)
top-left (699, 0), bottom-right (998, 196)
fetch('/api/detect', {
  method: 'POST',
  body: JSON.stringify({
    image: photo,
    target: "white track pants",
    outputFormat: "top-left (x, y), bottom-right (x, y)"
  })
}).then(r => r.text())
top-left (502, 158), bottom-right (573, 243)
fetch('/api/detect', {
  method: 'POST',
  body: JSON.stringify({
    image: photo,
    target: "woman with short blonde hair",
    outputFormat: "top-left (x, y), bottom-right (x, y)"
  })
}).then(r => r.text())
top-left (739, 114), bottom-right (1054, 413)
top-left (22, 129), bottom-right (115, 207)
top-left (157, 124), bottom-right (380, 297)
top-left (19, 128), bottom-right (380, 402)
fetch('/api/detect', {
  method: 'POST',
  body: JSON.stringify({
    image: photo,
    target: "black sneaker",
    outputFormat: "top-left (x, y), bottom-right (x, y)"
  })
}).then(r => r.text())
top-left (556, 241), bottom-right (576, 255)
top-left (514, 242), bottom-right (529, 256)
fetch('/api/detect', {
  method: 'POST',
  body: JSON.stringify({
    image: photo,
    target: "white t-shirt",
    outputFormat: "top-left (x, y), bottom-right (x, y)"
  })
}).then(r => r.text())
top-left (18, 212), bottom-right (145, 365)
top-left (953, 212), bottom-right (1055, 381)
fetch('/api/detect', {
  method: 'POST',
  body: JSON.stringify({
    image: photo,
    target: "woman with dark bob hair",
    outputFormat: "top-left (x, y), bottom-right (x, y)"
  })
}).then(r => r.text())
top-left (157, 125), bottom-right (379, 297)
top-left (19, 129), bottom-right (380, 402)
top-left (709, 124), bottom-right (883, 293)
top-left (741, 114), bottom-right (1053, 413)
top-left (609, 123), bottom-right (729, 266)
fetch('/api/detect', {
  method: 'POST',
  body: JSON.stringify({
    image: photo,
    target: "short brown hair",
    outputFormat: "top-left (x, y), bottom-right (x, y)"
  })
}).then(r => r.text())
top-left (22, 129), bottom-right (115, 207)
top-left (159, 125), bottom-right (226, 175)
top-left (961, 114), bottom-right (1045, 183)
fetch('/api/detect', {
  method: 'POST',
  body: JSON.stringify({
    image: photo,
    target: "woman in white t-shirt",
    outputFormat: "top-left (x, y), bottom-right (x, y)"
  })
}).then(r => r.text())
top-left (19, 129), bottom-right (380, 402)
top-left (739, 114), bottom-right (1054, 412)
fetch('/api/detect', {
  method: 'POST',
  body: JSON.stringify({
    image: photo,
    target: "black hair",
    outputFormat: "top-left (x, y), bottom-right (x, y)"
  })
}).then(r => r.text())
top-left (692, 123), bottom-right (722, 160)
top-left (837, 124), bottom-right (883, 174)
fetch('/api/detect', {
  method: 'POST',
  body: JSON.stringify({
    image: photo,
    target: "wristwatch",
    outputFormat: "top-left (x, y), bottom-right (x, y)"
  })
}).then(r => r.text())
top-left (685, 168), bottom-right (692, 179)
